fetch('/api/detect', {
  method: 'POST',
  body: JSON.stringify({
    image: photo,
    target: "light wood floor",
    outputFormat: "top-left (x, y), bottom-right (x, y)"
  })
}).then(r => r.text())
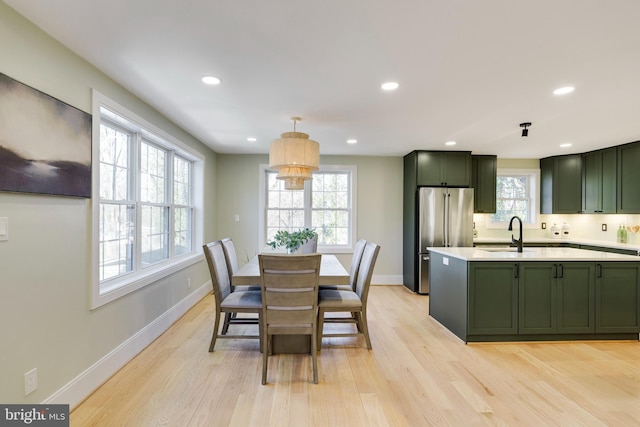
top-left (71, 286), bottom-right (640, 426)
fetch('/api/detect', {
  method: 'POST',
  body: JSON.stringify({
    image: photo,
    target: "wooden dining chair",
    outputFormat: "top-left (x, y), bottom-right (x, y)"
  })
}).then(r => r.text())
top-left (317, 241), bottom-right (380, 350)
top-left (220, 237), bottom-right (261, 334)
top-left (258, 253), bottom-right (322, 384)
top-left (203, 241), bottom-right (263, 352)
top-left (319, 238), bottom-right (366, 292)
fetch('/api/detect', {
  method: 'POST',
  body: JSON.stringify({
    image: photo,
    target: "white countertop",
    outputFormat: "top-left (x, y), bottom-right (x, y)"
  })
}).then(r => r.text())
top-left (474, 237), bottom-right (640, 252)
top-left (428, 246), bottom-right (640, 261)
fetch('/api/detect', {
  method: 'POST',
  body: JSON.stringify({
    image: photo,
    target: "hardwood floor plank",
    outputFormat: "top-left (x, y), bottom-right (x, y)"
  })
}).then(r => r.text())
top-left (70, 286), bottom-right (640, 426)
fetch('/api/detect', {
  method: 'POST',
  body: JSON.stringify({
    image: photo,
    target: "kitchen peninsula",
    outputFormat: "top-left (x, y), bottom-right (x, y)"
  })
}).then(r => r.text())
top-left (429, 247), bottom-right (640, 343)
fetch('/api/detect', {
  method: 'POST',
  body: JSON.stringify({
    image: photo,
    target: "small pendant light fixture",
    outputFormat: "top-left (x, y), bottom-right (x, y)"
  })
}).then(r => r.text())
top-left (269, 117), bottom-right (320, 190)
top-left (520, 122), bottom-right (532, 137)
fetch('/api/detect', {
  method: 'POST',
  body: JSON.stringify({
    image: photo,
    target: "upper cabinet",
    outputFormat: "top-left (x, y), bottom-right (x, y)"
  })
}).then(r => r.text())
top-left (471, 155), bottom-right (497, 213)
top-left (416, 151), bottom-right (472, 187)
top-left (540, 154), bottom-right (582, 214)
top-left (582, 148), bottom-right (617, 214)
top-left (617, 141), bottom-right (640, 213)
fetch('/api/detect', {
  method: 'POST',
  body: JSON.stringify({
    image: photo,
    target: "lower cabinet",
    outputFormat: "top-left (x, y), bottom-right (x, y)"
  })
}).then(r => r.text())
top-left (466, 261), bottom-right (638, 340)
top-left (596, 262), bottom-right (640, 333)
top-left (519, 262), bottom-right (595, 334)
top-left (468, 263), bottom-right (518, 335)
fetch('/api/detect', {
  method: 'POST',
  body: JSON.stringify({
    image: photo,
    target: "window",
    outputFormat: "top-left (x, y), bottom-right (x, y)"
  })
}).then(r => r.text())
top-left (92, 91), bottom-right (204, 308)
top-left (489, 168), bottom-right (540, 226)
top-left (259, 165), bottom-right (357, 252)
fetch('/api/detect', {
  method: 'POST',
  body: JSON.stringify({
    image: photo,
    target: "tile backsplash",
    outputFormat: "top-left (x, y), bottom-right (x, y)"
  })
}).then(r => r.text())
top-left (473, 213), bottom-right (640, 245)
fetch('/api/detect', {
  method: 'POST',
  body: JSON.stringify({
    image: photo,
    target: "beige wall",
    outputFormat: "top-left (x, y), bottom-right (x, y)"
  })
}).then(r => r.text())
top-left (0, 3), bottom-right (217, 404)
top-left (216, 154), bottom-right (404, 282)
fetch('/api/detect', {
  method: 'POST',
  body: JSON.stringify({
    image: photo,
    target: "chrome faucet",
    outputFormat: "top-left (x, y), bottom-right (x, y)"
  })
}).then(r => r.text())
top-left (508, 215), bottom-right (523, 253)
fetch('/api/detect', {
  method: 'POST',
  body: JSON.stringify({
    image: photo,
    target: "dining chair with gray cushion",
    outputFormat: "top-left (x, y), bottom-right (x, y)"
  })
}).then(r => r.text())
top-left (319, 238), bottom-right (366, 292)
top-left (203, 241), bottom-right (263, 352)
top-left (258, 253), bottom-right (322, 384)
top-left (317, 241), bottom-right (380, 350)
top-left (220, 237), bottom-right (261, 334)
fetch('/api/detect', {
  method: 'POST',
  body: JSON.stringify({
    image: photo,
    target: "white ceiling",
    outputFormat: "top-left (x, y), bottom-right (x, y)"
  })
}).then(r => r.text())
top-left (6, 0), bottom-right (640, 159)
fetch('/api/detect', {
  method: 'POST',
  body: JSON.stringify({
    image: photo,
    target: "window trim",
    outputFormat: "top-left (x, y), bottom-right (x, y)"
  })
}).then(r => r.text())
top-left (91, 90), bottom-right (204, 309)
top-left (485, 168), bottom-right (540, 229)
top-left (258, 164), bottom-right (357, 253)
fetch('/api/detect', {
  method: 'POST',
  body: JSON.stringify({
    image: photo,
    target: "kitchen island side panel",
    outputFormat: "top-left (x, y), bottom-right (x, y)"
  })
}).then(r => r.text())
top-left (429, 251), bottom-right (469, 342)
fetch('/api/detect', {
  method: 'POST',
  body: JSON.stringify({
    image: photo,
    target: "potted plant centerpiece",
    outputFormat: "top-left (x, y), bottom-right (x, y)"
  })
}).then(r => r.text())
top-left (267, 228), bottom-right (318, 254)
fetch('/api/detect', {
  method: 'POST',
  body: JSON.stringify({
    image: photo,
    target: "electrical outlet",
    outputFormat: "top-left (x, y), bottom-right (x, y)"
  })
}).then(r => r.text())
top-left (602, 224), bottom-right (607, 231)
top-left (541, 222), bottom-right (547, 230)
top-left (24, 368), bottom-right (37, 396)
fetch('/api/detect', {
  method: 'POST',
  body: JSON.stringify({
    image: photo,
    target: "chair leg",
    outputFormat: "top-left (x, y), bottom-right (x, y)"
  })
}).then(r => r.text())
top-left (316, 308), bottom-right (325, 351)
top-left (311, 323), bottom-right (318, 384)
top-left (262, 334), bottom-right (269, 385)
top-left (358, 309), bottom-right (372, 350)
top-left (221, 312), bottom-right (232, 335)
top-left (209, 308), bottom-right (222, 352)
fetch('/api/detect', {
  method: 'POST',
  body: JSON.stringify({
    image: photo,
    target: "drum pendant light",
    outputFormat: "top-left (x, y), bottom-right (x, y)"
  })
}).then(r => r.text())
top-left (269, 117), bottom-right (320, 190)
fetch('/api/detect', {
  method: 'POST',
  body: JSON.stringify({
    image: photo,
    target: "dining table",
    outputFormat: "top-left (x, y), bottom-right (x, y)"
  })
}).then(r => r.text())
top-left (232, 253), bottom-right (350, 287)
top-left (232, 253), bottom-right (350, 354)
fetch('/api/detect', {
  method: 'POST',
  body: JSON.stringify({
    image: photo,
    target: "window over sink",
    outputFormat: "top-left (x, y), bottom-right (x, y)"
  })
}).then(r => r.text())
top-left (487, 168), bottom-right (540, 228)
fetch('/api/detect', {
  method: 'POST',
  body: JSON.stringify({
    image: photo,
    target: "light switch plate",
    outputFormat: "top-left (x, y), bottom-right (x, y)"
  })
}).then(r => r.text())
top-left (0, 217), bottom-right (7, 241)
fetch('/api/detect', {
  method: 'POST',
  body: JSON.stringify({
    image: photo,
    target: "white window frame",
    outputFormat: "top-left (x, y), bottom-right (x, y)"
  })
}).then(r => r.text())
top-left (91, 90), bottom-right (204, 309)
top-left (485, 168), bottom-right (540, 229)
top-left (258, 164), bottom-right (357, 253)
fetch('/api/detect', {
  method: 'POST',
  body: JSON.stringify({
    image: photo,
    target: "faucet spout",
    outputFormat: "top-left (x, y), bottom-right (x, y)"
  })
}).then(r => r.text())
top-left (508, 215), bottom-right (523, 253)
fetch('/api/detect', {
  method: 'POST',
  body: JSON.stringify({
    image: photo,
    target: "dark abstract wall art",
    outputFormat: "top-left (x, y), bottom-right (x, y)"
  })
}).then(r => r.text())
top-left (0, 73), bottom-right (91, 198)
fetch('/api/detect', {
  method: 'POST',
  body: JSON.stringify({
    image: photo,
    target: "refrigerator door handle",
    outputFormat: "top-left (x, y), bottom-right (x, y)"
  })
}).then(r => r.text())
top-left (442, 192), bottom-right (448, 246)
top-left (445, 192), bottom-right (451, 246)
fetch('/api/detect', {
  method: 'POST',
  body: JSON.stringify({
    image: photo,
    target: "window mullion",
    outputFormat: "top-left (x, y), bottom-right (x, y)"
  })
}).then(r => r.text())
top-left (133, 133), bottom-right (142, 272)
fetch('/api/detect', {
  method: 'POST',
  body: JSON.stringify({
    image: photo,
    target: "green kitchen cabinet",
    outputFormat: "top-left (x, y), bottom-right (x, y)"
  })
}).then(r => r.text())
top-left (582, 148), bottom-right (617, 213)
top-left (472, 155), bottom-right (497, 213)
top-left (417, 151), bottom-right (472, 187)
top-left (617, 141), bottom-right (640, 213)
top-left (468, 262), bottom-right (518, 335)
top-left (541, 154), bottom-right (582, 214)
top-left (595, 262), bottom-right (640, 333)
top-left (519, 262), bottom-right (595, 334)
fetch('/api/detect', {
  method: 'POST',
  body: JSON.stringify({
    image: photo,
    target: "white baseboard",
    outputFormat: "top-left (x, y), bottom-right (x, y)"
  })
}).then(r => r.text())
top-left (44, 282), bottom-right (211, 410)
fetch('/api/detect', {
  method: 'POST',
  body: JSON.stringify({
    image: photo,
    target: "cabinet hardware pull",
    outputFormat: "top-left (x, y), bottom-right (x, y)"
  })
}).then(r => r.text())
top-left (514, 264), bottom-right (519, 279)
top-left (596, 263), bottom-right (602, 278)
top-left (558, 264), bottom-right (564, 278)
top-left (553, 264), bottom-right (557, 278)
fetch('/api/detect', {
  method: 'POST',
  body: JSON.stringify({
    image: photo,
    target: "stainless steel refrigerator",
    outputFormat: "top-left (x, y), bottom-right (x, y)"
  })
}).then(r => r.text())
top-left (417, 187), bottom-right (474, 294)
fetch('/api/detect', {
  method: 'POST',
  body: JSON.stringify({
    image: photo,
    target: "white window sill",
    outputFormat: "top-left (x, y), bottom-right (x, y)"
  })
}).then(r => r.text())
top-left (91, 252), bottom-right (203, 309)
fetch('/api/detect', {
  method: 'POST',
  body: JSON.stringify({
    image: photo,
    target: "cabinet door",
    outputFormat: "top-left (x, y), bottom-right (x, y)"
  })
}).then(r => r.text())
top-left (417, 151), bottom-right (471, 187)
top-left (443, 152), bottom-right (472, 187)
top-left (596, 262), bottom-right (640, 333)
top-left (519, 262), bottom-right (556, 334)
top-left (468, 263), bottom-right (518, 335)
top-left (582, 150), bottom-right (602, 213)
top-left (600, 148), bottom-right (617, 213)
top-left (582, 148), bottom-right (616, 214)
top-left (472, 155), bottom-right (497, 213)
top-left (617, 142), bottom-right (640, 213)
top-left (556, 262), bottom-right (595, 333)
top-left (553, 155), bottom-right (582, 214)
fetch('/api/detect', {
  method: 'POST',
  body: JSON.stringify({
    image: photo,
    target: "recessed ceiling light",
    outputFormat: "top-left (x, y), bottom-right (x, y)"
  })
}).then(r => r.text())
top-left (202, 75), bottom-right (222, 85)
top-left (347, 139), bottom-right (358, 144)
top-left (553, 86), bottom-right (575, 95)
top-left (247, 137), bottom-right (257, 142)
top-left (560, 143), bottom-right (572, 148)
top-left (381, 82), bottom-right (399, 91)
top-left (445, 141), bottom-right (456, 146)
